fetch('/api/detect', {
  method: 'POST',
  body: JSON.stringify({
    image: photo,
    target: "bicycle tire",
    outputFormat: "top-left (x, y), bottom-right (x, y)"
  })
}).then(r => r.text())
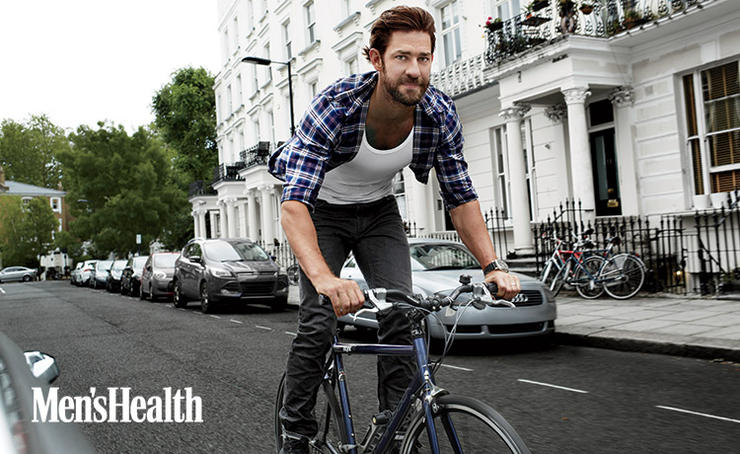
top-left (550, 261), bottom-right (571, 297)
top-left (574, 256), bottom-right (606, 299)
top-left (274, 372), bottom-right (348, 453)
top-left (399, 395), bottom-right (530, 454)
top-left (539, 259), bottom-right (561, 290)
top-left (603, 253), bottom-right (645, 300)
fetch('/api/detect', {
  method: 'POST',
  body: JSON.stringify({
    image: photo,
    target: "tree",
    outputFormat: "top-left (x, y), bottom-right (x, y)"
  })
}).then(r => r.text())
top-left (0, 196), bottom-right (56, 267)
top-left (0, 115), bottom-right (67, 189)
top-left (152, 67), bottom-right (218, 183)
top-left (58, 122), bottom-right (184, 257)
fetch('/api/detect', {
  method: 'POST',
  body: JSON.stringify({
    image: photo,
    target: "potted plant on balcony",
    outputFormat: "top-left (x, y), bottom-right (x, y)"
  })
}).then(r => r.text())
top-left (531, 0), bottom-right (549, 12)
top-left (579, 2), bottom-right (594, 14)
top-left (623, 8), bottom-right (644, 29)
top-left (485, 16), bottom-right (503, 32)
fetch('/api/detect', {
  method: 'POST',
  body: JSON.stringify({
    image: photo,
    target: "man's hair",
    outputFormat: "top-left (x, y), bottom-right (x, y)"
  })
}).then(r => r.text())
top-left (362, 6), bottom-right (436, 62)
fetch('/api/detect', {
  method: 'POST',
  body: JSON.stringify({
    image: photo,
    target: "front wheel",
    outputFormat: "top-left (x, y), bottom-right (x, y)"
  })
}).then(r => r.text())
top-left (200, 282), bottom-right (216, 313)
top-left (400, 395), bottom-right (530, 454)
top-left (550, 261), bottom-right (571, 297)
top-left (173, 280), bottom-right (187, 308)
top-left (574, 256), bottom-right (606, 299)
top-left (22, 275), bottom-right (31, 282)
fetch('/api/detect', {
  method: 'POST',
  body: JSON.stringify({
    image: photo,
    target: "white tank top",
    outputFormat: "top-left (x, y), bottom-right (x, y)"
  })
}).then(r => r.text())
top-left (317, 128), bottom-right (413, 204)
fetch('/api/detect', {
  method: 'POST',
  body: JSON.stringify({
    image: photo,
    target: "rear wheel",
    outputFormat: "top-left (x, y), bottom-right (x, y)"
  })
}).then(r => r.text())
top-left (400, 395), bottom-right (530, 454)
top-left (22, 275), bottom-right (31, 282)
top-left (603, 254), bottom-right (646, 300)
top-left (173, 280), bottom-right (187, 308)
top-left (573, 256), bottom-right (606, 299)
top-left (139, 284), bottom-right (148, 300)
top-left (550, 262), bottom-right (571, 297)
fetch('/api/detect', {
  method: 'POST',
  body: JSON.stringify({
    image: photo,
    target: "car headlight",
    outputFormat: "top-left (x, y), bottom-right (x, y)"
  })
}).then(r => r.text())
top-left (154, 271), bottom-right (167, 280)
top-left (211, 268), bottom-right (234, 278)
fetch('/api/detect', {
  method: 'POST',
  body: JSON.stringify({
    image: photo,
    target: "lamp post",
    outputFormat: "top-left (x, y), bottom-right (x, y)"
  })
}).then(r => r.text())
top-left (241, 56), bottom-right (295, 137)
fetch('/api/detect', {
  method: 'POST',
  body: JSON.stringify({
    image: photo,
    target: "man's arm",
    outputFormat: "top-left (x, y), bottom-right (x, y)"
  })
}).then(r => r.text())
top-left (449, 199), bottom-right (519, 300)
top-left (280, 201), bottom-right (364, 316)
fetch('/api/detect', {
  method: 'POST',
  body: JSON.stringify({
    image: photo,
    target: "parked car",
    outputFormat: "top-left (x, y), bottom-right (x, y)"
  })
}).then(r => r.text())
top-left (89, 260), bottom-right (113, 289)
top-left (105, 260), bottom-right (128, 292)
top-left (76, 260), bottom-right (98, 287)
top-left (70, 262), bottom-right (84, 285)
top-left (0, 330), bottom-right (95, 454)
top-left (337, 238), bottom-right (556, 340)
top-left (173, 238), bottom-right (289, 313)
top-left (140, 252), bottom-right (179, 301)
top-left (120, 255), bottom-right (149, 296)
top-left (0, 266), bottom-right (37, 283)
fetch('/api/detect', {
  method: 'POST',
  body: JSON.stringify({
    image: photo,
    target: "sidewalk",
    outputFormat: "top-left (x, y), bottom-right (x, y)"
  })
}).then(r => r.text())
top-left (287, 287), bottom-right (740, 361)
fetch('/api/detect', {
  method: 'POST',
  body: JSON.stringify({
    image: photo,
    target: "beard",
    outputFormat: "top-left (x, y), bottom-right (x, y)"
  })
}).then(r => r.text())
top-left (382, 74), bottom-right (429, 107)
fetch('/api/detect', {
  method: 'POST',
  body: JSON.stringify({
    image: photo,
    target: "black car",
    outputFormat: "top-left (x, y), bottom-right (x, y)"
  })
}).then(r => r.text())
top-left (106, 260), bottom-right (128, 292)
top-left (120, 255), bottom-right (149, 296)
top-left (140, 252), bottom-right (179, 301)
top-left (173, 238), bottom-right (289, 313)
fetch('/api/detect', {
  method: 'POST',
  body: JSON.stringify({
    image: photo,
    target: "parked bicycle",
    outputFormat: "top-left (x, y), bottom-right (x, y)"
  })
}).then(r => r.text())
top-left (274, 278), bottom-right (531, 453)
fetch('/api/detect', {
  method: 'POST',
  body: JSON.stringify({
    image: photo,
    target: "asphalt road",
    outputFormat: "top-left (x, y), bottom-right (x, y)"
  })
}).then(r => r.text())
top-left (1, 281), bottom-right (738, 453)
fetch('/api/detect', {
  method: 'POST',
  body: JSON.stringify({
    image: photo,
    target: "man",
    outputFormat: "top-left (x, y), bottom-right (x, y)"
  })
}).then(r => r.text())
top-left (269, 6), bottom-right (521, 453)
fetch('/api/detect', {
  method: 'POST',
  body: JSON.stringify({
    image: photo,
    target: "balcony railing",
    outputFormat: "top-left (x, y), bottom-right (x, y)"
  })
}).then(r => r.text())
top-left (239, 141), bottom-right (285, 171)
top-left (430, 53), bottom-right (495, 98)
top-left (212, 162), bottom-right (246, 183)
top-left (188, 180), bottom-right (217, 198)
top-left (484, 0), bottom-right (711, 66)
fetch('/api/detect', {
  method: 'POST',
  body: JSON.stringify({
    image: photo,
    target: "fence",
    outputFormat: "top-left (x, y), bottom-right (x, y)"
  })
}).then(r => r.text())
top-left (692, 191), bottom-right (740, 295)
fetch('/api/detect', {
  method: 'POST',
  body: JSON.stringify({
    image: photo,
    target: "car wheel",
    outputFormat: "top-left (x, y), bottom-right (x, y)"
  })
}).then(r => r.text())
top-left (120, 283), bottom-right (128, 296)
top-left (148, 285), bottom-right (156, 302)
top-left (139, 284), bottom-right (147, 300)
top-left (200, 282), bottom-right (216, 313)
top-left (173, 280), bottom-right (187, 308)
top-left (272, 295), bottom-right (288, 312)
top-left (22, 275), bottom-right (31, 282)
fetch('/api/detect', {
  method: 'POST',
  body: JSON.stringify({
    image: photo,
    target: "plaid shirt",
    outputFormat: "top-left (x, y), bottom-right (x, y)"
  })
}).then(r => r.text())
top-left (268, 71), bottom-right (478, 210)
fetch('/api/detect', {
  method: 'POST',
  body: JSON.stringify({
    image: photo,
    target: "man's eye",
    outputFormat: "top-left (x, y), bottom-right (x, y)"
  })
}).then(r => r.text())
top-left (396, 55), bottom-right (406, 60)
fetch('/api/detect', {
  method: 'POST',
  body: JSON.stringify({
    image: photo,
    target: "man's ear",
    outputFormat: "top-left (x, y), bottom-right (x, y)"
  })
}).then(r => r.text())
top-left (369, 48), bottom-right (384, 72)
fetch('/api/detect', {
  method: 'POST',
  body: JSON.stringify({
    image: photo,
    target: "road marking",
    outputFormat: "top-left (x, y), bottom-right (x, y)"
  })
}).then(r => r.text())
top-left (517, 379), bottom-right (589, 394)
top-left (656, 405), bottom-right (740, 424)
top-left (285, 331), bottom-right (297, 337)
top-left (439, 364), bottom-right (473, 372)
top-left (255, 325), bottom-right (272, 331)
top-left (0, 287), bottom-right (5, 294)
top-left (209, 315), bottom-right (221, 319)
top-left (230, 319), bottom-right (243, 325)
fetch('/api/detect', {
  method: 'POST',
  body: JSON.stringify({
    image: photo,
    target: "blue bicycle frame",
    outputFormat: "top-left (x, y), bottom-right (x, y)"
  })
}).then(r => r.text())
top-left (329, 334), bottom-right (448, 454)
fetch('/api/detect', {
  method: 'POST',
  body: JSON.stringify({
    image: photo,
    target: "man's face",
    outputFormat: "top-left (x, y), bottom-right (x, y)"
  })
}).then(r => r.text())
top-left (374, 31), bottom-right (433, 107)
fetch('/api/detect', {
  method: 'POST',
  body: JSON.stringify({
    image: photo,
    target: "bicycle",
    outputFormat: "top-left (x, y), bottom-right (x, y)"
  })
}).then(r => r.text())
top-left (579, 233), bottom-right (647, 300)
top-left (274, 278), bottom-right (531, 454)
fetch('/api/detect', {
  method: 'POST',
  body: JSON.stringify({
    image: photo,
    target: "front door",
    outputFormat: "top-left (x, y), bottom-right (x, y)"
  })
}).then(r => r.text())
top-left (590, 128), bottom-right (621, 216)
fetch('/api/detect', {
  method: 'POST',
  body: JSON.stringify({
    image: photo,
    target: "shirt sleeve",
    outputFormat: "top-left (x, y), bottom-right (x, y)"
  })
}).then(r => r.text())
top-left (268, 92), bottom-right (341, 209)
top-left (434, 100), bottom-right (478, 209)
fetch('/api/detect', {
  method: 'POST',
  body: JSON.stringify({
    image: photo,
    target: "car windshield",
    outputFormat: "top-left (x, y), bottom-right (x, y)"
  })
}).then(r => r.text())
top-left (96, 261), bottom-right (113, 271)
top-left (153, 254), bottom-right (178, 268)
top-left (132, 256), bottom-right (149, 269)
top-left (204, 241), bottom-right (269, 262)
top-left (409, 244), bottom-right (479, 271)
top-left (111, 260), bottom-right (127, 270)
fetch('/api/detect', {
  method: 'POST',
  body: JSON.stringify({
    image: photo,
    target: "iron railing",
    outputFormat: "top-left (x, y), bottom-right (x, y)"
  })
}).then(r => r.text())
top-left (692, 191), bottom-right (740, 295)
top-left (188, 180), bottom-right (217, 197)
top-left (484, 0), bottom-right (712, 66)
top-left (239, 141), bottom-right (272, 170)
top-left (212, 162), bottom-right (246, 183)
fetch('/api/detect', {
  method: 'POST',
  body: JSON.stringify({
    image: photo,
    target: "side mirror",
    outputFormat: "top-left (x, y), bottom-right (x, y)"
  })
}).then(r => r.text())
top-left (190, 256), bottom-right (202, 264)
top-left (25, 351), bottom-right (60, 384)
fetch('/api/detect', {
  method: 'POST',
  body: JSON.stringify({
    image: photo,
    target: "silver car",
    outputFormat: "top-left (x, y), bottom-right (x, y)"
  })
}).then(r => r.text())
top-left (338, 239), bottom-right (556, 340)
top-left (0, 266), bottom-right (36, 283)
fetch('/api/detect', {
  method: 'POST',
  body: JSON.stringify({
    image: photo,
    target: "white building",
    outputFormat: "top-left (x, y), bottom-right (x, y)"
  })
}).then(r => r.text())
top-left (191, 0), bottom-right (738, 279)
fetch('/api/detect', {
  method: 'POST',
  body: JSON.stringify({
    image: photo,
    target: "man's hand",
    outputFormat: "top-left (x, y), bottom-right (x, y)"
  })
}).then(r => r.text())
top-left (484, 270), bottom-right (520, 301)
top-left (315, 275), bottom-right (365, 317)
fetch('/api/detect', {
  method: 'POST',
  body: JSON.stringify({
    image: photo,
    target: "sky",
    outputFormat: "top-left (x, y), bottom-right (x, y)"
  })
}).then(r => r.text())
top-left (0, 1), bottom-right (220, 133)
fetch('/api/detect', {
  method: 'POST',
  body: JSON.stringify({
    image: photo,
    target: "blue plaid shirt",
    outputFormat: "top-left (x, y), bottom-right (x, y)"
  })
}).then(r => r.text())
top-left (268, 71), bottom-right (478, 210)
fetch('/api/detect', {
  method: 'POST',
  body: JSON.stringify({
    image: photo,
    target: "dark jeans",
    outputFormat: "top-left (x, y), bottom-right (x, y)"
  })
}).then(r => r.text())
top-left (279, 196), bottom-right (415, 438)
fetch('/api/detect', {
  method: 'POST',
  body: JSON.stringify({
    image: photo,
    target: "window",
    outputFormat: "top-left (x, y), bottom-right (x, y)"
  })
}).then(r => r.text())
top-left (232, 16), bottom-right (239, 50)
top-left (227, 84), bottom-right (233, 115)
top-left (58, 218), bottom-right (63, 232)
top-left (305, 1), bottom-right (316, 44)
top-left (682, 60), bottom-right (740, 194)
top-left (268, 111), bottom-right (276, 144)
top-left (346, 55), bottom-right (358, 76)
top-left (440, 1), bottom-right (462, 64)
top-left (309, 80), bottom-right (319, 98)
top-left (282, 21), bottom-right (292, 60)
top-left (217, 93), bottom-right (223, 122)
top-left (265, 43), bottom-right (272, 83)
top-left (222, 28), bottom-right (230, 60)
top-left (491, 126), bottom-right (510, 218)
top-left (490, 0), bottom-right (521, 21)
top-left (50, 197), bottom-right (60, 213)
top-left (342, 0), bottom-right (355, 17)
top-left (236, 75), bottom-right (243, 108)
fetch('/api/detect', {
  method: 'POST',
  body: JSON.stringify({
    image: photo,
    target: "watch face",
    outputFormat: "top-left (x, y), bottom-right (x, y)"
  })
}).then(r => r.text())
top-left (495, 258), bottom-right (509, 272)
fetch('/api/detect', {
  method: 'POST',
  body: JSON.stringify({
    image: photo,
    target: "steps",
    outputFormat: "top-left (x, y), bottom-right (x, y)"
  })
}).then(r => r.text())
top-left (505, 251), bottom-right (540, 278)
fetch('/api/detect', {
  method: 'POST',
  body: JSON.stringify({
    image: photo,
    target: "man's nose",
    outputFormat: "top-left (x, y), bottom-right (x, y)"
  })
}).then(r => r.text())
top-left (405, 59), bottom-right (421, 78)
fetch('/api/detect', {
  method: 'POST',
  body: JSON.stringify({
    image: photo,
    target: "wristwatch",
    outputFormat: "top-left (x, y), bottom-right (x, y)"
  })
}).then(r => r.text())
top-left (483, 258), bottom-right (509, 275)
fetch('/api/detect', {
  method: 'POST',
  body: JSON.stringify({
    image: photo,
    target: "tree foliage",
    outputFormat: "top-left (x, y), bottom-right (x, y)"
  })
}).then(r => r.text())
top-left (58, 122), bottom-right (186, 257)
top-left (0, 115), bottom-right (68, 189)
top-left (0, 196), bottom-right (56, 267)
top-left (152, 67), bottom-right (218, 183)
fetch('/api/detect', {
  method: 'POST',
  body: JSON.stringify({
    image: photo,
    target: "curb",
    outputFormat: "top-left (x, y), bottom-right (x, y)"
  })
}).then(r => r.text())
top-left (554, 331), bottom-right (740, 362)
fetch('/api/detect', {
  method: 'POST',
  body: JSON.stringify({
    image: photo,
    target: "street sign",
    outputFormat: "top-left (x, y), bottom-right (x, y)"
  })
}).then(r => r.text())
top-left (136, 234), bottom-right (142, 244)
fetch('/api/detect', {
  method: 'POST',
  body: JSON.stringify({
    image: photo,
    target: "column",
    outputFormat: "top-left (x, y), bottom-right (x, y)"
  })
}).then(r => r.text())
top-left (192, 210), bottom-right (200, 238)
top-left (238, 200), bottom-right (248, 238)
top-left (246, 189), bottom-right (259, 240)
top-left (563, 87), bottom-right (595, 214)
top-left (545, 103), bottom-right (573, 201)
top-left (198, 210), bottom-right (207, 239)
top-left (500, 104), bottom-right (534, 254)
top-left (218, 203), bottom-right (227, 238)
top-left (209, 210), bottom-right (218, 238)
top-left (259, 185), bottom-right (276, 244)
top-left (226, 198), bottom-right (238, 238)
top-left (610, 86), bottom-right (639, 216)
